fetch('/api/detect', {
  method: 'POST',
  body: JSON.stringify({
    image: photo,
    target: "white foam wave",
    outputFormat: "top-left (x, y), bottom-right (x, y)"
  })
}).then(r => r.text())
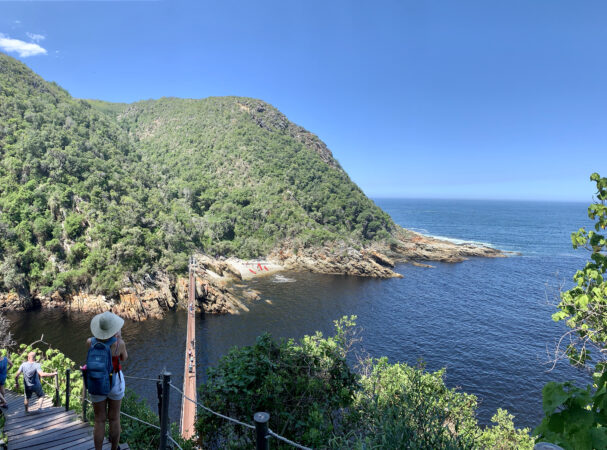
top-left (422, 233), bottom-right (496, 248)
top-left (272, 274), bottom-right (296, 283)
top-left (410, 227), bottom-right (429, 234)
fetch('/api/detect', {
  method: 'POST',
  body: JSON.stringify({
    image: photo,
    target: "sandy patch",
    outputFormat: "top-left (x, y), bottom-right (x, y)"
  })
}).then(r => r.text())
top-left (225, 257), bottom-right (284, 280)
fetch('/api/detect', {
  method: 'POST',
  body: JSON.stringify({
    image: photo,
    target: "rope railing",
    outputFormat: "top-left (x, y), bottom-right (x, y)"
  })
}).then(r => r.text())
top-left (267, 429), bottom-right (313, 450)
top-left (35, 363), bottom-right (313, 449)
top-left (167, 381), bottom-right (313, 450)
top-left (168, 382), bottom-right (255, 430)
top-left (118, 409), bottom-right (159, 430)
top-left (123, 374), bottom-right (161, 382)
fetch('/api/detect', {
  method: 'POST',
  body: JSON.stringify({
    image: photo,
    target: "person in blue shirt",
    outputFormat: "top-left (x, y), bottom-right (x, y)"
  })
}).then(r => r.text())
top-left (0, 353), bottom-right (12, 408)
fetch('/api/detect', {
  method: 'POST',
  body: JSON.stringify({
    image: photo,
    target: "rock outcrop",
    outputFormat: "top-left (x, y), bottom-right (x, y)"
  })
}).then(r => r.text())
top-left (193, 272), bottom-right (247, 314)
top-left (386, 229), bottom-right (507, 264)
top-left (0, 229), bottom-right (508, 320)
top-left (272, 247), bottom-right (401, 279)
top-left (268, 229), bottom-right (505, 280)
top-left (0, 275), bottom-right (183, 321)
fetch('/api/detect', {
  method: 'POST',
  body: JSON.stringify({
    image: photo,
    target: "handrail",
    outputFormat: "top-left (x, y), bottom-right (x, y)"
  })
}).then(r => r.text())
top-left (168, 382), bottom-right (255, 430)
top-left (123, 374), bottom-right (160, 382)
top-left (167, 381), bottom-right (313, 450)
top-left (33, 356), bottom-right (313, 449)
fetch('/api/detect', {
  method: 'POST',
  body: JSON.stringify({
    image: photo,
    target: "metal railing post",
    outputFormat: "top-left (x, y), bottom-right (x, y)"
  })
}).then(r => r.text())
top-left (159, 371), bottom-right (171, 450)
top-left (54, 373), bottom-right (59, 407)
top-left (81, 370), bottom-right (87, 421)
top-left (157, 375), bottom-right (163, 419)
top-left (65, 368), bottom-right (71, 411)
top-left (254, 412), bottom-right (270, 450)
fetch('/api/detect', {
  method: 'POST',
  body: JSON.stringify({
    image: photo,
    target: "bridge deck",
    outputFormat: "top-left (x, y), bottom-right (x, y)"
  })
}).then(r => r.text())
top-left (3, 391), bottom-right (129, 450)
top-left (180, 263), bottom-right (197, 439)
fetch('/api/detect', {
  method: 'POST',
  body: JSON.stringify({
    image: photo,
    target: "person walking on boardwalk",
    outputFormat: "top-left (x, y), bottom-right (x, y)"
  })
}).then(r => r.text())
top-left (87, 311), bottom-right (128, 450)
top-left (0, 353), bottom-right (13, 408)
top-left (14, 351), bottom-right (57, 413)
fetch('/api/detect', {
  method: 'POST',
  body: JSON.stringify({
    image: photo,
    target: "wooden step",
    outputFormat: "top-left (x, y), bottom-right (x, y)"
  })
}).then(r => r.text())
top-left (4, 390), bottom-right (128, 450)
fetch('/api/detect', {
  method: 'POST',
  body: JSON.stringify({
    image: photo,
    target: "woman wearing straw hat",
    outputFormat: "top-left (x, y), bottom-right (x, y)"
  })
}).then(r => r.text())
top-left (88, 311), bottom-right (128, 450)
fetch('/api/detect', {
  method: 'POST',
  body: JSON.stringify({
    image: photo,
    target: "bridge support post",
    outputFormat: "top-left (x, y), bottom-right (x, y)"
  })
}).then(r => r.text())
top-left (254, 412), bottom-right (270, 450)
top-left (65, 368), bottom-right (71, 411)
top-left (159, 371), bottom-right (171, 450)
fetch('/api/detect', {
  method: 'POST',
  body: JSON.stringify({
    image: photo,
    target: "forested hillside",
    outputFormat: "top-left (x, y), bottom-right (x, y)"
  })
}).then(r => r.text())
top-left (109, 96), bottom-right (395, 257)
top-left (0, 52), bottom-right (394, 300)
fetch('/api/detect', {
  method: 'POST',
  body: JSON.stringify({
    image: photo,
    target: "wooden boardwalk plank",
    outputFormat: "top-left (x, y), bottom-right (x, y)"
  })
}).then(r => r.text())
top-left (10, 421), bottom-right (90, 448)
top-left (6, 411), bottom-right (79, 437)
top-left (5, 410), bottom-right (77, 432)
top-left (5, 406), bottom-right (65, 427)
top-left (4, 408), bottom-right (76, 430)
top-left (4, 390), bottom-right (128, 450)
top-left (68, 441), bottom-right (131, 450)
top-left (33, 429), bottom-right (93, 450)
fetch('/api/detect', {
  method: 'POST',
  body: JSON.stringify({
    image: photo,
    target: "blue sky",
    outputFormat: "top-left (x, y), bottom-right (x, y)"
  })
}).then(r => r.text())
top-left (1, 1), bottom-right (605, 202)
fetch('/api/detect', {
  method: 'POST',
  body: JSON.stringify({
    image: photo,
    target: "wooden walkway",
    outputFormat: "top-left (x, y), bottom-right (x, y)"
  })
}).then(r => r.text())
top-left (3, 391), bottom-right (129, 450)
top-left (180, 259), bottom-right (197, 439)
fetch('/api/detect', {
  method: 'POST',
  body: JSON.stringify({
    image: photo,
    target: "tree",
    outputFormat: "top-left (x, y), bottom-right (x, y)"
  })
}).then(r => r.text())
top-left (552, 172), bottom-right (607, 373)
top-left (0, 312), bottom-right (15, 349)
top-left (534, 173), bottom-right (607, 449)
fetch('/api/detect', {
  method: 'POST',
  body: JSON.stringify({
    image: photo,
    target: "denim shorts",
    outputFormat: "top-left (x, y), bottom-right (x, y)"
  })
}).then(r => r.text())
top-left (90, 371), bottom-right (125, 403)
top-left (24, 384), bottom-right (44, 399)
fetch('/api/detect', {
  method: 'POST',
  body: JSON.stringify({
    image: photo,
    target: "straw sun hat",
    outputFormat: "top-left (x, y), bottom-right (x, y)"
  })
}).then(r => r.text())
top-left (91, 311), bottom-right (124, 340)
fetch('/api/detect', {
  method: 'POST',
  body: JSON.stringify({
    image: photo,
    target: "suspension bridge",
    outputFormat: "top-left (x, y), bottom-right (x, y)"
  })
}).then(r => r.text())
top-left (179, 256), bottom-right (197, 439)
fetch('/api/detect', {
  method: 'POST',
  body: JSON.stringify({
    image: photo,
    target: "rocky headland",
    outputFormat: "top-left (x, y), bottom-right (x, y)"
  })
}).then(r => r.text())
top-left (0, 229), bottom-right (506, 320)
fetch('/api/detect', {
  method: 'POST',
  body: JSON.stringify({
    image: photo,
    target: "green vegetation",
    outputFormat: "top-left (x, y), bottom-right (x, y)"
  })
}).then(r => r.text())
top-left (0, 52), bottom-right (394, 301)
top-left (0, 329), bottom-right (532, 450)
top-left (195, 316), bottom-right (533, 449)
top-left (550, 172), bottom-right (607, 372)
top-left (110, 96), bottom-right (395, 256)
top-left (2, 344), bottom-right (85, 413)
top-left (0, 344), bottom-right (190, 449)
top-left (534, 173), bottom-right (607, 449)
top-left (0, 53), bottom-right (152, 298)
top-left (118, 390), bottom-right (194, 450)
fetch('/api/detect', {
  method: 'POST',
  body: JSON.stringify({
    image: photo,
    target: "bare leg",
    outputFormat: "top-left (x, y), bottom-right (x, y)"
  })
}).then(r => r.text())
top-left (0, 385), bottom-right (6, 405)
top-left (93, 400), bottom-right (108, 450)
top-left (107, 398), bottom-right (122, 450)
top-left (36, 394), bottom-right (44, 410)
top-left (23, 394), bottom-right (29, 413)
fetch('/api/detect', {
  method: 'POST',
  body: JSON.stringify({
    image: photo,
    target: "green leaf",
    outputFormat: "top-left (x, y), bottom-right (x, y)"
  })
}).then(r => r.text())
top-left (570, 428), bottom-right (593, 450)
top-left (552, 311), bottom-right (568, 322)
top-left (590, 428), bottom-right (607, 449)
top-left (543, 382), bottom-right (571, 414)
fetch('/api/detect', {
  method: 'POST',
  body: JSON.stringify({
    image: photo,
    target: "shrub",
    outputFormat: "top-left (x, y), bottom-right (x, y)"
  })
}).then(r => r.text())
top-left (195, 317), bottom-right (533, 449)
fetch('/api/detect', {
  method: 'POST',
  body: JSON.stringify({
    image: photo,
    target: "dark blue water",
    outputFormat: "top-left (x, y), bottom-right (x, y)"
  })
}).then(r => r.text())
top-left (8, 199), bottom-right (593, 429)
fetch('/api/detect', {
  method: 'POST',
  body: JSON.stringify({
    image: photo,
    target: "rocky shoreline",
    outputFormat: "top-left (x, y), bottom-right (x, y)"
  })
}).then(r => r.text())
top-left (0, 230), bottom-right (507, 320)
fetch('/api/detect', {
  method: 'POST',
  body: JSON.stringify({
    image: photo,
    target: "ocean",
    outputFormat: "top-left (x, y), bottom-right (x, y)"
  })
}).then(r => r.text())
top-left (8, 198), bottom-right (593, 429)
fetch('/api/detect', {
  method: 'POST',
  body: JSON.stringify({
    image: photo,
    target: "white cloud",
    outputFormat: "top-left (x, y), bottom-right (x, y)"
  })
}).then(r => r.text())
top-left (26, 32), bottom-right (45, 43)
top-left (0, 33), bottom-right (47, 57)
top-left (14, 20), bottom-right (21, 25)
